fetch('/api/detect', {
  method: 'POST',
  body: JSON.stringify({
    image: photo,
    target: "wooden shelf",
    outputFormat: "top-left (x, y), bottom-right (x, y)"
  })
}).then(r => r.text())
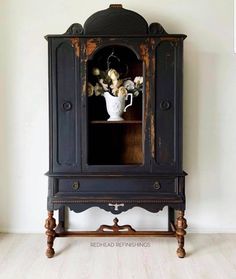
top-left (90, 120), bottom-right (142, 124)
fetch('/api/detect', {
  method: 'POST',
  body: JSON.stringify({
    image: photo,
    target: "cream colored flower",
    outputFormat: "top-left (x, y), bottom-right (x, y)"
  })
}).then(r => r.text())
top-left (111, 79), bottom-right (123, 95)
top-left (134, 76), bottom-right (143, 85)
top-left (92, 67), bottom-right (100, 76)
top-left (117, 86), bottom-right (127, 97)
top-left (87, 83), bottom-right (94, 96)
top-left (108, 69), bottom-right (119, 80)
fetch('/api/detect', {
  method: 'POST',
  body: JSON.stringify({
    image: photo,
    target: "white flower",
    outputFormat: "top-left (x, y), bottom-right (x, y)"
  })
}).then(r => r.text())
top-left (123, 80), bottom-right (135, 91)
top-left (134, 76), bottom-right (143, 85)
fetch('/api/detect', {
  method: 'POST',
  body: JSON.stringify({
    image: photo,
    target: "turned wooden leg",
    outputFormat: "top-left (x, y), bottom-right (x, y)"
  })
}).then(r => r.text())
top-left (176, 210), bottom-right (187, 258)
top-left (45, 211), bottom-right (56, 258)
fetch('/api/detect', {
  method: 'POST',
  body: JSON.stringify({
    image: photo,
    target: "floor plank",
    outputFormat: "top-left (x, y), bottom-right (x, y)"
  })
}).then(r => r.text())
top-left (0, 234), bottom-right (236, 279)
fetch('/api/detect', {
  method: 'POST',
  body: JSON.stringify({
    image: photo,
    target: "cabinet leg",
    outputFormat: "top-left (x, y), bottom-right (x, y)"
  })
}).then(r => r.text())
top-left (45, 211), bottom-right (56, 258)
top-left (176, 210), bottom-right (187, 258)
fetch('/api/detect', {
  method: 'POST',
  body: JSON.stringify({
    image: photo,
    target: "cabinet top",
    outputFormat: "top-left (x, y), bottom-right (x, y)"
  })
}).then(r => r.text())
top-left (45, 4), bottom-right (187, 40)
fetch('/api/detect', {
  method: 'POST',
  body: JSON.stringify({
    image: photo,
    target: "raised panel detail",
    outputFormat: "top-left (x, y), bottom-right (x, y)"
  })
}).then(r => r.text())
top-left (56, 42), bottom-right (77, 166)
top-left (155, 41), bottom-right (177, 167)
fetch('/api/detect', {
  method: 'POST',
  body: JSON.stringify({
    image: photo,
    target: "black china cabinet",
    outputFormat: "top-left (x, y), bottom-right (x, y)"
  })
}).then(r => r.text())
top-left (45, 4), bottom-right (188, 258)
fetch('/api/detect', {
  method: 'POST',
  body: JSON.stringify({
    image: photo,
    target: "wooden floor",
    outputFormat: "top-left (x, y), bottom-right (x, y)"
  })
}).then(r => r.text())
top-left (0, 233), bottom-right (236, 279)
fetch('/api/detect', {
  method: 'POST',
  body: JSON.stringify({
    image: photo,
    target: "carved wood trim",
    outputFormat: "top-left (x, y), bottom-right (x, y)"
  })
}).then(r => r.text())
top-left (52, 198), bottom-right (183, 204)
top-left (96, 218), bottom-right (136, 233)
top-left (45, 211), bottom-right (56, 258)
top-left (176, 210), bottom-right (187, 258)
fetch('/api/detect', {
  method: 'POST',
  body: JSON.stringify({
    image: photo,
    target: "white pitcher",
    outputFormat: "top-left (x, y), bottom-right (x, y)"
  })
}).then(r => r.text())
top-left (104, 92), bottom-right (133, 121)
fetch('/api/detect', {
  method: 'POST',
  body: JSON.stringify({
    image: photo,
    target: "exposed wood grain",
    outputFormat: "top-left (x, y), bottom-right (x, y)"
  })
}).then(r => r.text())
top-left (176, 210), bottom-right (187, 258)
top-left (45, 211), bottom-right (56, 258)
top-left (86, 39), bottom-right (99, 56)
top-left (70, 38), bottom-right (80, 58)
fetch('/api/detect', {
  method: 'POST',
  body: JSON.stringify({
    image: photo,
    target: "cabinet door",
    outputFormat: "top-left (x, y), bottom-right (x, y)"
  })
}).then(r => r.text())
top-left (80, 38), bottom-right (151, 173)
top-left (49, 38), bottom-right (81, 173)
top-left (151, 39), bottom-right (184, 172)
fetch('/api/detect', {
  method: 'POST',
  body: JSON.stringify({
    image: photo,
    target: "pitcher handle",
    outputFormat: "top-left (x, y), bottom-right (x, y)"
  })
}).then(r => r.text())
top-left (124, 93), bottom-right (133, 112)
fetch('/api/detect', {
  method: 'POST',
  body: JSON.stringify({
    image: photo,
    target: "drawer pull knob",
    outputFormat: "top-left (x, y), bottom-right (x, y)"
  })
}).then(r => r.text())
top-left (153, 181), bottom-right (161, 190)
top-left (108, 203), bottom-right (124, 211)
top-left (160, 100), bottom-right (171, 111)
top-left (62, 101), bottom-right (72, 111)
top-left (72, 182), bottom-right (80, 190)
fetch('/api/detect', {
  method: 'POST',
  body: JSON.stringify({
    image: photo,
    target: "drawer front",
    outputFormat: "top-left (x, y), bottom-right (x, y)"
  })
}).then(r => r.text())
top-left (55, 177), bottom-right (178, 195)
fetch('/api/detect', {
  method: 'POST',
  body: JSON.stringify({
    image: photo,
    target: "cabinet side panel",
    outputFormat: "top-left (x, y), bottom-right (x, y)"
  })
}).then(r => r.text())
top-left (155, 41), bottom-right (177, 169)
top-left (51, 39), bottom-right (81, 172)
top-left (56, 42), bottom-right (76, 165)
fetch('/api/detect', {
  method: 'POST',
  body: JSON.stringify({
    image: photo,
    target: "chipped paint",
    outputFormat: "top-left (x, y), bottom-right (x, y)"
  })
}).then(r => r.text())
top-left (139, 43), bottom-right (149, 69)
top-left (160, 37), bottom-right (179, 42)
top-left (70, 38), bottom-right (80, 58)
top-left (139, 42), bottom-right (150, 134)
top-left (86, 39), bottom-right (98, 56)
top-left (151, 112), bottom-right (155, 158)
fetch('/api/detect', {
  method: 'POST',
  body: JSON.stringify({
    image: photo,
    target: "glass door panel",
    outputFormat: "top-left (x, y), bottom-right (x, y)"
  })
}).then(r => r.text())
top-left (87, 45), bottom-right (143, 166)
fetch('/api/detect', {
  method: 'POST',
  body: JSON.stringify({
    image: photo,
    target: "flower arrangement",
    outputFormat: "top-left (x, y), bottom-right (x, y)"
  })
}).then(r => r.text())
top-left (87, 67), bottom-right (143, 98)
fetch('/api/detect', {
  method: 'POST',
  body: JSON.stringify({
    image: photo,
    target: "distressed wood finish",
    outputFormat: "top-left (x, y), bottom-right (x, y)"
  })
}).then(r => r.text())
top-left (45, 211), bottom-right (56, 258)
top-left (176, 210), bottom-right (187, 258)
top-left (45, 4), bottom-right (187, 258)
top-left (97, 218), bottom-right (136, 233)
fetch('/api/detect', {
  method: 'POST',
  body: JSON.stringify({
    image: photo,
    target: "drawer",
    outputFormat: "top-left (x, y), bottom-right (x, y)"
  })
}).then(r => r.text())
top-left (55, 177), bottom-right (178, 195)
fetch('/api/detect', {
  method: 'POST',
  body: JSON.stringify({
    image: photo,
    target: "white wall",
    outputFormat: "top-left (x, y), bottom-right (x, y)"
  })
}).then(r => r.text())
top-left (0, 0), bottom-right (236, 233)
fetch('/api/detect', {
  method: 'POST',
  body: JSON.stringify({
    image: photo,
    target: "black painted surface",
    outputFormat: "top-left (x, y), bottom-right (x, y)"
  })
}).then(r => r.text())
top-left (50, 39), bottom-right (81, 173)
top-left (153, 40), bottom-right (179, 171)
top-left (46, 6), bottom-right (187, 215)
top-left (84, 5), bottom-right (148, 35)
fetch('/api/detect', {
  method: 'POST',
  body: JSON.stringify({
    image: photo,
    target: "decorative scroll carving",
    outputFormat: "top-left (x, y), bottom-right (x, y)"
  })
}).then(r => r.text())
top-left (97, 218), bottom-right (136, 233)
top-left (176, 210), bottom-right (187, 258)
top-left (149, 22), bottom-right (167, 35)
top-left (45, 211), bottom-right (56, 258)
top-left (65, 23), bottom-right (83, 35)
top-left (53, 203), bottom-right (172, 215)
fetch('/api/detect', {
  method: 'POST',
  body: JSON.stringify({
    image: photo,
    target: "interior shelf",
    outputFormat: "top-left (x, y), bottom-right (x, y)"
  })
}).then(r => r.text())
top-left (90, 120), bottom-right (142, 124)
